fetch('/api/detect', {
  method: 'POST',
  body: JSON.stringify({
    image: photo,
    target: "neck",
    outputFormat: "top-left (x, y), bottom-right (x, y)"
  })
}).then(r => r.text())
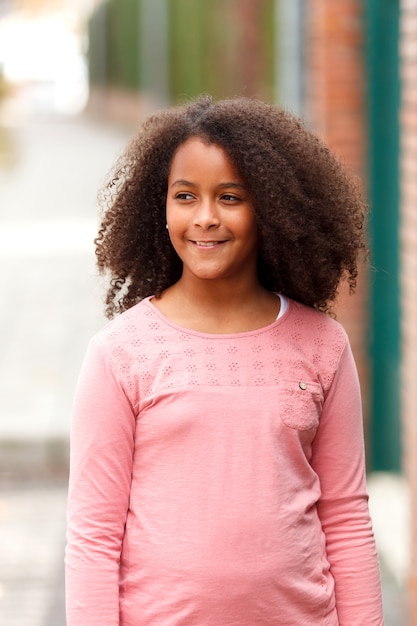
top-left (153, 275), bottom-right (280, 334)
top-left (173, 275), bottom-right (265, 312)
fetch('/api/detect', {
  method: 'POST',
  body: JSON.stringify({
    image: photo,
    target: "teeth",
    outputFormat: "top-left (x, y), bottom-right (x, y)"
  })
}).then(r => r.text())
top-left (195, 241), bottom-right (219, 247)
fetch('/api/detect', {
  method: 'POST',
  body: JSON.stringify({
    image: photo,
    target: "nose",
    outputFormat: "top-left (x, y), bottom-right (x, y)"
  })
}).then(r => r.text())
top-left (193, 198), bottom-right (220, 229)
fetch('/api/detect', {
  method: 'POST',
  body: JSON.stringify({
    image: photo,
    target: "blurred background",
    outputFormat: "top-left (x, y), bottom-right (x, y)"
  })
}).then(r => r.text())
top-left (0, 0), bottom-right (415, 624)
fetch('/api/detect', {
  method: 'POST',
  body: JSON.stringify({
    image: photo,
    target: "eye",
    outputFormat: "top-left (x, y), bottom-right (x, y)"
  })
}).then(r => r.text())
top-left (221, 193), bottom-right (241, 203)
top-left (175, 192), bottom-right (195, 201)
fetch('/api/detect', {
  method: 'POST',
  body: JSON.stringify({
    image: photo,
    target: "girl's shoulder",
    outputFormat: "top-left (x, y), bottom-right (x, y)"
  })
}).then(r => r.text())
top-left (286, 298), bottom-right (348, 342)
top-left (283, 298), bottom-right (352, 392)
top-left (94, 297), bottom-right (155, 346)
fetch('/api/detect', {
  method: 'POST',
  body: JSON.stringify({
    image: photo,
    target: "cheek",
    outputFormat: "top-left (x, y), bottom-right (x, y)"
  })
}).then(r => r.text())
top-left (237, 213), bottom-right (258, 242)
top-left (166, 229), bottom-right (183, 263)
top-left (165, 210), bottom-right (185, 254)
top-left (165, 203), bottom-right (177, 234)
top-left (166, 217), bottom-right (186, 242)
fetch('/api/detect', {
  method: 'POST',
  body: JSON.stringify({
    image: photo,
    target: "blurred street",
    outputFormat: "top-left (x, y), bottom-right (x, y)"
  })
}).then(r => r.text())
top-left (0, 106), bottom-right (409, 625)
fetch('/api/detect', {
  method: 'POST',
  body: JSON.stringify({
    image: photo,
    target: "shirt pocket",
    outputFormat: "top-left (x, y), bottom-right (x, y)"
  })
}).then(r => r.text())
top-left (279, 379), bottom-right (323, 431)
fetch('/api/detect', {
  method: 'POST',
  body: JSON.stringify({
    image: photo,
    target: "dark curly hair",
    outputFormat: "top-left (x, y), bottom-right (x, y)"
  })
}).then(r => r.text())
top-left (95, 95), bottom-right (367, 318)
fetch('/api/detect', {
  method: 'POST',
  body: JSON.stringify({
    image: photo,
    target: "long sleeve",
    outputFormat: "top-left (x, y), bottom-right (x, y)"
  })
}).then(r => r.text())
top-left (311, 341), bottom-right (384, 625)
top-left (65, 337), bottom-right (137, 625)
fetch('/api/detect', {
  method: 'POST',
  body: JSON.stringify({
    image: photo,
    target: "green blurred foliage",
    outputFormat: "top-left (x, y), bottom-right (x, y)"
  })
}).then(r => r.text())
top-left (88, 0), bottom-right (275, 102)
top-left (88, 0), bottom-right (141, 90)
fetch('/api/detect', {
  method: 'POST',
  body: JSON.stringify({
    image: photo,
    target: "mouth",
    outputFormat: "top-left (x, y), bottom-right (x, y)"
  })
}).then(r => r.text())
top-left (191, 240), bottom-right (226, 248)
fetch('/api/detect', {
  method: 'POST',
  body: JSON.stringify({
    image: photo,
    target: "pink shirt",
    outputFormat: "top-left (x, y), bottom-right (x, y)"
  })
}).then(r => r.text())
top-left (65, 297), bottom-right (383, 625)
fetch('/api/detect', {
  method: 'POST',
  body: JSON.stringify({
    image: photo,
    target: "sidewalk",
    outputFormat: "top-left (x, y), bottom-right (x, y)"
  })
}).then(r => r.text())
top-left (0, 477), bottom-right (67, 626)
top-left (369, 473), bottom-right (409, 624)
top-left (0, 104), bottom-right (409, 625)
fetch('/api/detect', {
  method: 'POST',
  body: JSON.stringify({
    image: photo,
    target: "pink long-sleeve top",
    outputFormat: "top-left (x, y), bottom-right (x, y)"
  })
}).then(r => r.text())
top-left (65, 296), bottom-right (383, 625)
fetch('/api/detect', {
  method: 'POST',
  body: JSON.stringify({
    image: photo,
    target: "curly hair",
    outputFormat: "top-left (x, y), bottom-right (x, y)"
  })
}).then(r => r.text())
top-left (95, 95), bottom-right (367, 318)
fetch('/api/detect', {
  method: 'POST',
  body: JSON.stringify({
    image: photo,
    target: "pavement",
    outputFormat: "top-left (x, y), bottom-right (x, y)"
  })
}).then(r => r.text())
top-left (0, 95), bottom-right (410, 625)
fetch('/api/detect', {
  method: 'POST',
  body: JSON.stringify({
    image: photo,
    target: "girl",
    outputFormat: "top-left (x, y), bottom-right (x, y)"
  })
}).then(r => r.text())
top-left (65, 96), bottom-right (384, 625)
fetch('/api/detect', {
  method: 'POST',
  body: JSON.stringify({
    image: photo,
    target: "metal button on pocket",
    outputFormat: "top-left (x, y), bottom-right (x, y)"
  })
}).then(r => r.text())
top-left (280, 380), bottom-right (322, 430)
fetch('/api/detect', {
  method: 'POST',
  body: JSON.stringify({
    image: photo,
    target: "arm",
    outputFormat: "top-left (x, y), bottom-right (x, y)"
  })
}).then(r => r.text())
top-left (65, 337), bottom-right (136, 625)
top-left (311, 340), bottom-right (384, 625)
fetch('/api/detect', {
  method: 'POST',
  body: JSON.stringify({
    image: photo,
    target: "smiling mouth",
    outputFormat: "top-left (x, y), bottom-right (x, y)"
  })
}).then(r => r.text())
top-left (192, 241), bottom-right (225, 247)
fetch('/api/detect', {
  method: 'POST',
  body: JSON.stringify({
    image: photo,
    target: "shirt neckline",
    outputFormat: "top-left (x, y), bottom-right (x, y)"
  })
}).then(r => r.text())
top-left (143, 294), bottom-right (291, 339)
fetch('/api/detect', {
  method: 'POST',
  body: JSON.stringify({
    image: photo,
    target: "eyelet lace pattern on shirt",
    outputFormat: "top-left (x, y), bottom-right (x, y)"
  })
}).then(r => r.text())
top-left (95, 298), bottom-right (347, 417)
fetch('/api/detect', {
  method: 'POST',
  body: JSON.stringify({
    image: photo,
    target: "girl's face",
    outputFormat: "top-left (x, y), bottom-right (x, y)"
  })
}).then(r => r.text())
top-left (166, 137), bottom-right (259, 286)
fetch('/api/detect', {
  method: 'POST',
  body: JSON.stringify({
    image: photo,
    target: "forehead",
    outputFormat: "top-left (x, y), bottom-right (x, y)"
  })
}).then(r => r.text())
top-left (169, 137), bottom-right (242, 180)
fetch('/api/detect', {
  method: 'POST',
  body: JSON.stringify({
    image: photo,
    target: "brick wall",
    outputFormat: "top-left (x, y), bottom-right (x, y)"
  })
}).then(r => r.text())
top-left (400, 0), bottom-right (417, 621)
top-left (304, 0), bottom-right (370, 423)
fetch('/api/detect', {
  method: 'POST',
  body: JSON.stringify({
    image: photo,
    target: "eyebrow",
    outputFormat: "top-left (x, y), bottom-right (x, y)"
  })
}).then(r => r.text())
top-left (170, 180), bottom-right (247, 191)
